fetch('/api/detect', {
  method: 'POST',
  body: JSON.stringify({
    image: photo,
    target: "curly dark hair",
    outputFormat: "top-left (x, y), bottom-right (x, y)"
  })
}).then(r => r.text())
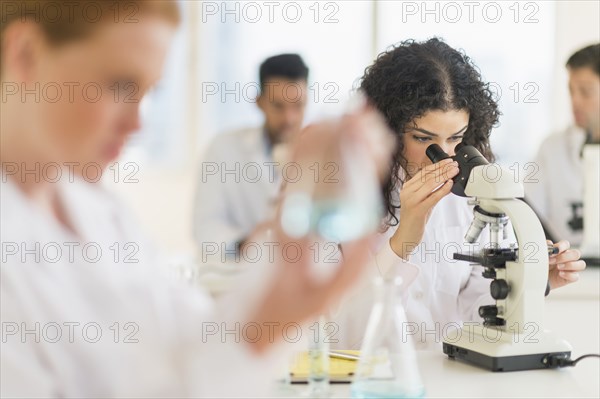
top-left (359, 37), bottom-right (501, 226)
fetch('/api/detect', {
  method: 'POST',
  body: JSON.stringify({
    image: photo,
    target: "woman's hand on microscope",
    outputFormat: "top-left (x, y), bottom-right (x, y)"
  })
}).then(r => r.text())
top-left (548, 240), bottom-right (587, 290)
top-left (390, 159), bottom-right (459, 260)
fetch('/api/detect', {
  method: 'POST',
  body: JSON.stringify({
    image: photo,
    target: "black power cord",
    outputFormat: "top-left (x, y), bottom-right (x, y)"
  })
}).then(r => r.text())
top-left (543, 353), bottom-right (600, 368)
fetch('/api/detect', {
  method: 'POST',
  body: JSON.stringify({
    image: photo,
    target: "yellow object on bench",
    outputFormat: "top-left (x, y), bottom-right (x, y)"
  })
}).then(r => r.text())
top-left (289, 350), bottom-right (359, 383)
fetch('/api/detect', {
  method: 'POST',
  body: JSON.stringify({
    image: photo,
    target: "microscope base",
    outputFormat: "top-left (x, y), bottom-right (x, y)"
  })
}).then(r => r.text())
top-left (442, 327), bottom-right (572, 371)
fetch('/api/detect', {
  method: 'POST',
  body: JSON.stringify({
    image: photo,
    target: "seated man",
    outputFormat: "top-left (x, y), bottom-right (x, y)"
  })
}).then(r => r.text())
top-left (526, 43), bottom-right (600, 247)
top-left (194, 54), bottom-right (309, 262)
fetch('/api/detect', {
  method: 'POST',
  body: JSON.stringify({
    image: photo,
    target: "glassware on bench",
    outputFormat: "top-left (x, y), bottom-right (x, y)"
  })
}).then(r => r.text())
top-left (351, 276), bottom-right (425, 399)
top-left (308, 315), bottom-right (330, 397)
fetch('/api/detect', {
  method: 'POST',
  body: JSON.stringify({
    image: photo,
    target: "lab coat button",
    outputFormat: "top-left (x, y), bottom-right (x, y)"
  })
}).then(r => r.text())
top-left (414, 291), bottom-right (424, 300)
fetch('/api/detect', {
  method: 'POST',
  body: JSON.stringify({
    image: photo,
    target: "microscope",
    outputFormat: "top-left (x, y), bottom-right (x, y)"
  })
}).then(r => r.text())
top-left (579, 144), bottom-right (600, 263)
top-left (426, 143), bottom-right (572, 372)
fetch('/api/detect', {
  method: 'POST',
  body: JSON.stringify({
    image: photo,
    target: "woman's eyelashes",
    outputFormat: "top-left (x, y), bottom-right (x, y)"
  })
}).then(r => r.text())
top-left (412, 135), bottom-right (431, 143)
top-left (411, 135), bottom-right (464, 143)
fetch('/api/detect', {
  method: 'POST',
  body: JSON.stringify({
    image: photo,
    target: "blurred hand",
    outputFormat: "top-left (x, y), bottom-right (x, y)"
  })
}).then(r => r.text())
top-left (245, 104), bottom-right (394, 353)
top-left (548, 240), bottom-right (586, 290)
top-left (390, 159), bottom-right (459, 260)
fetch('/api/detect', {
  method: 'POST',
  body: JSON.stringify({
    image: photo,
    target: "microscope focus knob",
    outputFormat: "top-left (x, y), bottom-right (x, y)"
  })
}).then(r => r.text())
top-left (479, 305), bottom-right (498, 318)
top-left (490, 279), bottom-right (510, 300)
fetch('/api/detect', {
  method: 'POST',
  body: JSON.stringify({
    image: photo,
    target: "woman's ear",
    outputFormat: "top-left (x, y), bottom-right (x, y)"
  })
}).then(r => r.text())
top-left (2, 22), bottom-right (44, 82)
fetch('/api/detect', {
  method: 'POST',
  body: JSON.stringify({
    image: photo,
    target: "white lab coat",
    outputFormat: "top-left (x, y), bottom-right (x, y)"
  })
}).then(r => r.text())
top-left (194, 127), bottom-right (280, 261)
top-left (332, 192), bottom-right (495, 351)
top-left (525, 125), bottom-right (586, 246)
top-left (0, 177), bottom-right (283, 398)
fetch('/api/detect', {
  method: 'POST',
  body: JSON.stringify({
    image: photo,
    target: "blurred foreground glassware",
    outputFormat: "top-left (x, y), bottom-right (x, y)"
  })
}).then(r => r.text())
top-left (280, 100), bottom-right (384, 243)
top-left (307, 315), bottom-right (330, 397)
top-left (351, 277), bottom-right (425, 398)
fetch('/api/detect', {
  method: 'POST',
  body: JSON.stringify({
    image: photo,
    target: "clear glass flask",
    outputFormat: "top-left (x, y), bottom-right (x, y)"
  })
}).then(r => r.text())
top-left (308, 315), bottom-right (330, 397)
top-left (279, 96), bottom-right (388, 244)
top-left (279, 132), bottom-right (382, 243)
top-left (351, 277), bottom-right (425, 399)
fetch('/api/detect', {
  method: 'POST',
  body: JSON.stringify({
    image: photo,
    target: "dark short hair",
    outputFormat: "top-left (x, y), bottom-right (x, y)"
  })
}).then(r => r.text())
top-left (359, 37), bottom-right (500, 227)
top-left (566, 44), bottom-right (600, 76)
top-left (259, 54), bottom-right (309, 92)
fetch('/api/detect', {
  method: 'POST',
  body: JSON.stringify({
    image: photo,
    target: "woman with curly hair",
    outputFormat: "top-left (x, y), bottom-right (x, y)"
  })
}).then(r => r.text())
top-left (333, 38), bottom-right (585, 350)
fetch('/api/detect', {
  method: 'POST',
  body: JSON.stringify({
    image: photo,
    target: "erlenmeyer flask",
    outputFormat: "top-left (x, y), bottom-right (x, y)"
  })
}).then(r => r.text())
top-left (351, 276), bottom-right (425, 398)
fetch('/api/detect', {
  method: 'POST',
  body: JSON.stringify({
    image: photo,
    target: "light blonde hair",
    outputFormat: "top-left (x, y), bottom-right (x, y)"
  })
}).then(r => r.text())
top-left (1, 0), bottom-right (180, 74)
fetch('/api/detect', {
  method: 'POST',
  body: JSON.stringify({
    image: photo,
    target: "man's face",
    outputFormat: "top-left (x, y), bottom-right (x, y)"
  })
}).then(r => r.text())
top-left (568, 66), bottom-right (600, 138)
top-left (257, 78), bottom-right (307, 145)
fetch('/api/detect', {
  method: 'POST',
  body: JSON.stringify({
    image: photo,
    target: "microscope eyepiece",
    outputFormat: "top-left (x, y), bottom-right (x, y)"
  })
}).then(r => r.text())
top-left (425, 144), bottom-right (451, 164)
top-left (426, 142), bottom-right (490, 197)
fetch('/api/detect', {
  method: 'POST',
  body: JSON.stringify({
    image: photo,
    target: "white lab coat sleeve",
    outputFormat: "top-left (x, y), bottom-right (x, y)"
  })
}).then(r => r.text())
top-left (167, 289), bottom-right (285, 397)
top-left (342, 238), bottom-right (420, 305)
top-left (0, 274), bottom-right (58, 398)
top-left (0, 341), bottom-right (55, 399)
top-left (375, 239), bottom-right (420, 292)
top-left (193, 138), bottom-right (247, 254)
top-left (171, 260), bottom-right (290, 397)
top-left (182, 331), bottom-right (287, 398)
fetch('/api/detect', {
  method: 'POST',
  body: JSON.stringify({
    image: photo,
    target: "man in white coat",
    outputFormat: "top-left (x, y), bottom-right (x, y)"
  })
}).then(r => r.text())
top-left (526, 44), bottom-right (600, 247)
top-left (194, 54), bottom-right (309, 262)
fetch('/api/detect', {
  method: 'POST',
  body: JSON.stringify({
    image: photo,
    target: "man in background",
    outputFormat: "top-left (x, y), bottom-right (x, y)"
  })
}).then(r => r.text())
top-left (194, 54), bottom-right (309, 261)
top-left (527, 44), bottom-right (599, 247)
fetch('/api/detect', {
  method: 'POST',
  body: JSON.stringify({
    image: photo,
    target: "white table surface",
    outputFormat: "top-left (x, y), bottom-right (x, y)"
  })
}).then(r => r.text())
top-left (271, 268), bottom-right (600, 398)
top-left (273, 347), bottom-right (599, 398)
top-left (186, 260), bottom-right (599, 397)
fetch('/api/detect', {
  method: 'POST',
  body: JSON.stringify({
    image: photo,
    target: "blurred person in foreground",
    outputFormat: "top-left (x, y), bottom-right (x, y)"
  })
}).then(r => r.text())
top-left (0, 2), bottom-right (392, 396)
